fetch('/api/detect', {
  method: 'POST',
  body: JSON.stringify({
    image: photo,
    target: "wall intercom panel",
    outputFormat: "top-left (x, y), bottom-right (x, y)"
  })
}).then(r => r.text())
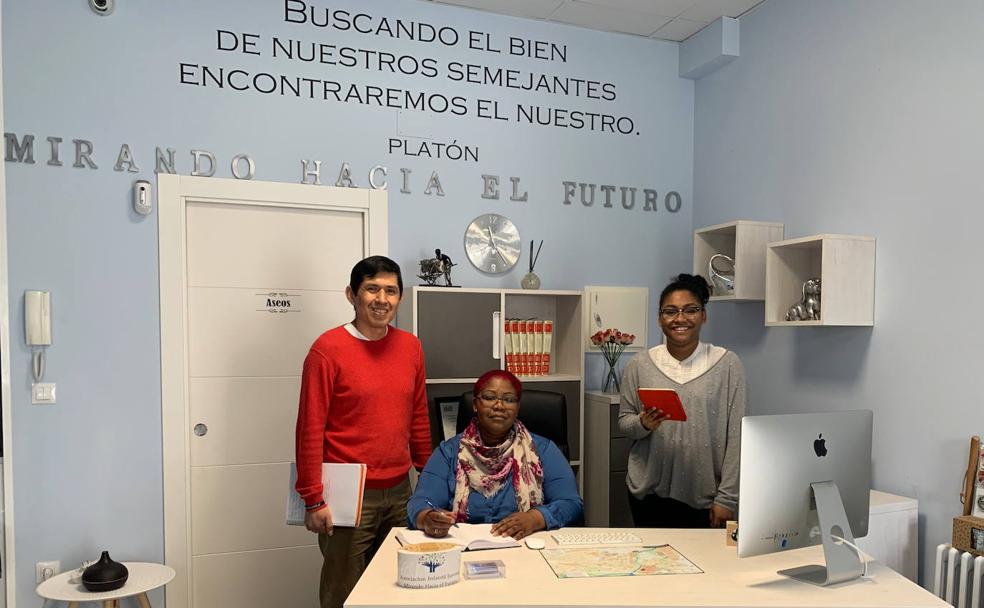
top-left (25, 290), bottom-right (51, 346)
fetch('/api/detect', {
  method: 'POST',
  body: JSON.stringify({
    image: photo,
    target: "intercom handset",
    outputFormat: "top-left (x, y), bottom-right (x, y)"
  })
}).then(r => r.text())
top-left (25, 290), bottom-right (51, 345)
top-left (25, 290), bottom-right (51, 383)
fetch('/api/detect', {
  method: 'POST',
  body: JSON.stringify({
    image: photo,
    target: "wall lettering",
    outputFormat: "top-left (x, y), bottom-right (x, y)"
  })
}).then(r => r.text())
top-left (3, 131), bottom-right (684, 212)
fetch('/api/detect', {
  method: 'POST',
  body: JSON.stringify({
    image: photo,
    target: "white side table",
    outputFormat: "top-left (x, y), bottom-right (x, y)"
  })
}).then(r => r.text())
top-left (36, 562), bottom-right (175, 608)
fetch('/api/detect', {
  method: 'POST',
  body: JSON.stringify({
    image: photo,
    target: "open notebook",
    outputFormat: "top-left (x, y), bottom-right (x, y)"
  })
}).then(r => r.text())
top-left (397, 523), bottom-right (520, 551)
top-left (286, 462), bottom-right (367, 527)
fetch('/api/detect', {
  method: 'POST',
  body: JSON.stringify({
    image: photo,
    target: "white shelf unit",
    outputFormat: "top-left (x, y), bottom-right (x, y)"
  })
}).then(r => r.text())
top-left (765, 234), bottom-right (876, 326)
top-left (398, 286), bottom-right (585, 489)
top-left (693, 220), bottom-right (784, 302)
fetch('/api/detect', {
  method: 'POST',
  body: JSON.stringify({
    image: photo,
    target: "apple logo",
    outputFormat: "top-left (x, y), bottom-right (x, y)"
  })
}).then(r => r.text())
top-left (814, 433), bottom-right (828, 457)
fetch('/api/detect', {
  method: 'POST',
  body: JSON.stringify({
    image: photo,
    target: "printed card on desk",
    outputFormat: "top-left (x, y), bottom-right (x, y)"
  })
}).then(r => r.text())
top-left (286, 462), bottom-right (367, 527)
top-left (637, 388), bottom-right (687, 421)
top-left (397, 523), bottom-right (520, 551)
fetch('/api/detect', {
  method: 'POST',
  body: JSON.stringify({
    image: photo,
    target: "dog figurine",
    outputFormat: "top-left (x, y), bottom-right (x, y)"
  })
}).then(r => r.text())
top-left (802, 278), bottom-right (821, 320)
top-left (785, 278), bottom-right (821, 321)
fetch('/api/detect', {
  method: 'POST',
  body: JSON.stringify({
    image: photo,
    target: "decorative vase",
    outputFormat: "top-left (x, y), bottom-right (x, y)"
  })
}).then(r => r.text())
top-left (592, 328), bottom-right (634, 394)
top-left (520, 271), bottom-right (541, 290)
top-left (602, 355), bottom-right (621, 393)
top-left (82, 551), bottom-right (128, 592)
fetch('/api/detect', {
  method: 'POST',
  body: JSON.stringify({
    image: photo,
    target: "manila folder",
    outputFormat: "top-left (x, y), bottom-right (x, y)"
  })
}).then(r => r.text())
top-left (286, 462), bottom-right (367, 527)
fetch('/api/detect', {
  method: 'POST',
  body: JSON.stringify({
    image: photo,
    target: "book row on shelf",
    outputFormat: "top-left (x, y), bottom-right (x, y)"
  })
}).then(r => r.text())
top-left (504, 318), bottom-right (553, 377)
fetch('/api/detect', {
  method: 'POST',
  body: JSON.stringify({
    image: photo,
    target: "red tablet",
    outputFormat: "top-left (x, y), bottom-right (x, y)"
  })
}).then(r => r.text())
top-left (637, 388), bottom-right (687, 421)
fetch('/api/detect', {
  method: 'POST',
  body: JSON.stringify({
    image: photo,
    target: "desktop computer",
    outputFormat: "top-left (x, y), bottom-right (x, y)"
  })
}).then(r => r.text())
top-left (737, 410), bottom-right (873, 586)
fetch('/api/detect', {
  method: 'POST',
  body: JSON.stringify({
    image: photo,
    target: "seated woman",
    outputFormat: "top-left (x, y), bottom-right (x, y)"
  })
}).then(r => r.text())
top-left (407, 370), bottom-right (583, 540)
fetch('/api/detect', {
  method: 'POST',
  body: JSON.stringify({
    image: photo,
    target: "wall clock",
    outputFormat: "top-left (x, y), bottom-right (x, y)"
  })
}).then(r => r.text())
top-left (464, 213), bottom-right (521, 274)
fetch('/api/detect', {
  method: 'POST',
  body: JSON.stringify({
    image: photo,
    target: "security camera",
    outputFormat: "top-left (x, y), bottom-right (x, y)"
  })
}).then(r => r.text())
top-left (88, 0), bottom-right (114, 16)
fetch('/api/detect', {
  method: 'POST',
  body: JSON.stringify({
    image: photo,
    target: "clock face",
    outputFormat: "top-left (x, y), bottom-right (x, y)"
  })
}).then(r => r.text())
top-left (464, 213), bottom-right (521, 274)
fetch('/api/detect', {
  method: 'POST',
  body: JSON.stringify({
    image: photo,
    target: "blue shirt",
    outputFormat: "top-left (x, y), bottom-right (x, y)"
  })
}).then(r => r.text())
top-left (407, 433), bottom-right (583, 530)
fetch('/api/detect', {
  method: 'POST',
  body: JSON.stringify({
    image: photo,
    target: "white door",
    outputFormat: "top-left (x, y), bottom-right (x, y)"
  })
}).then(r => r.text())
top-left (159, 175), bottom-right (387, 608)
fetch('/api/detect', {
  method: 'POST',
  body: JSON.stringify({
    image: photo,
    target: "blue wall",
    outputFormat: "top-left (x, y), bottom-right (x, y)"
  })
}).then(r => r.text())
top-left (2, 1), bottom-right (693, 604)
top-left (694, 0), bottom-right (984, 584)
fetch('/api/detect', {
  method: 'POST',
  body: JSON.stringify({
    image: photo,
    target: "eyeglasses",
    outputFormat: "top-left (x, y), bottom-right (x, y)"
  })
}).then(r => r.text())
top-left (478, 393), bottom-right (519, 406)
top-left (659, 305), bottom-right (703, 320)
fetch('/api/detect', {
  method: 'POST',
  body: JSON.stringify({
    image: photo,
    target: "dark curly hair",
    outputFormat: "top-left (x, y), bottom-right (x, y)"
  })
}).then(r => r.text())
top-left (659, 273), bottom-right (711, 307)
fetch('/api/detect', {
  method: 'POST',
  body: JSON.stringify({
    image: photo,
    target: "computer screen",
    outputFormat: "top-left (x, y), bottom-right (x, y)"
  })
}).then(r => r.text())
top-left (737, 410), bottom-right (873, 585)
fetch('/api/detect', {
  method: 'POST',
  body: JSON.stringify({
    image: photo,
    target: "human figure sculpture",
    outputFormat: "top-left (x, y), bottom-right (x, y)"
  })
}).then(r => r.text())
top-left (435, 249), bottom-right (455, 287)
top-left (417, 249), bottom-right (456, 286)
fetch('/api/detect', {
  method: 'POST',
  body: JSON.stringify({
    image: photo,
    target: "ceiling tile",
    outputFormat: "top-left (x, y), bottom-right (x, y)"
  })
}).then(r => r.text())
top-left (650, 18), bottom-right (710, 42)
top-left (679, 0), bottom-right (764, 23)
top-left (431, 0), bottom-right (565, 20)
top-left (575, 0), bottom-right (697, 18)
top-left (549, 1), bottom-right (672, 37)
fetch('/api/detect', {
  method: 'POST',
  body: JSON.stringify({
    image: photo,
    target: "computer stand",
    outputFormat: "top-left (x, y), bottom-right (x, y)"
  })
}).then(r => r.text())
top-left (778, 480), bottom-right (864, 586)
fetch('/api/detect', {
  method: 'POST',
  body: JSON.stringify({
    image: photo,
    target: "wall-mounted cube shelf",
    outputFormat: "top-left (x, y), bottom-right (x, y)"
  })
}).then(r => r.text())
top-left (693, 220), bottom-right (784, 301)
top-left (765, 234), bottom-right (876, 326)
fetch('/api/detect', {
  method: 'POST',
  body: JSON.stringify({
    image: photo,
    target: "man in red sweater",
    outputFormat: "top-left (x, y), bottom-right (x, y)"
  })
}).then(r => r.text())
top-left (295, 256), bottom-right (431, 608)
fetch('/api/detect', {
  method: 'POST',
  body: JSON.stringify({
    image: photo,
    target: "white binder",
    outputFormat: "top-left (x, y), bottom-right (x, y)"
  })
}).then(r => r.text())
top-left (286, 462), bottom-right (367, 527)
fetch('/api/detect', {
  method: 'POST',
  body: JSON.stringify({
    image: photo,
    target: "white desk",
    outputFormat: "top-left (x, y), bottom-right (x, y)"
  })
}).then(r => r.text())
top-left (36, 562), bottom-right (174, 608)
top-left (346, 528), bottom-right (946, 608)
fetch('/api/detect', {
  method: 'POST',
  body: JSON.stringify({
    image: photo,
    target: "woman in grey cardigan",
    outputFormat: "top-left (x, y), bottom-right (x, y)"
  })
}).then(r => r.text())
top-left (618, 274), bottom-right (745, 528)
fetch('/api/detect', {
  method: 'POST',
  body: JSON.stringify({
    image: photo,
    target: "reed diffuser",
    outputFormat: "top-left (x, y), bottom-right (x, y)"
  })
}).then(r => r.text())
top-left (521, 239), bottom-right (543, 289)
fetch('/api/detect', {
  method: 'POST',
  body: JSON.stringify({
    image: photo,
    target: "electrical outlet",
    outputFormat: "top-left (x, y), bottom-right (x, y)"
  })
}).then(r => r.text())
top-left (36, 560), bottom-right (59, 583)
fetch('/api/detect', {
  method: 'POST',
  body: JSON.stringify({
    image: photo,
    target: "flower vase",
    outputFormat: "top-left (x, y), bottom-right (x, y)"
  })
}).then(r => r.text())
top-left (602, 355), bottom-right (621, 393)
top-left (591, 328), bottom-right (634, 394)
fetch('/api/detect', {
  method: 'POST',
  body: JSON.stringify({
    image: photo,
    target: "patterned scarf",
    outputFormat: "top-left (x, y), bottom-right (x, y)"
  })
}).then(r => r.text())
top-left (451, 419), bottom-right (544, 523)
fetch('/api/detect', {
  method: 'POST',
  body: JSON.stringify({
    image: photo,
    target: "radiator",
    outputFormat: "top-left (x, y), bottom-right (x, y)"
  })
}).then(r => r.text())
top-left (934, 544), bottom-right (984, 608)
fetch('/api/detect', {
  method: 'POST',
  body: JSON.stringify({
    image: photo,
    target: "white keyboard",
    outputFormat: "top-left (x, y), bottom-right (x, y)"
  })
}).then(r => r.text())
top-left (550, 531), bottom-right (643, 546)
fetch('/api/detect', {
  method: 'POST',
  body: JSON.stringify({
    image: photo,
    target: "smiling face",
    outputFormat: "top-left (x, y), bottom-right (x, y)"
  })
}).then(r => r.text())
top-left (345, 272), bottom-right (401, 339)
top-left (472, 376), bottom-right (520, 445)
top-left (658, 289), bottom-right (706, 359)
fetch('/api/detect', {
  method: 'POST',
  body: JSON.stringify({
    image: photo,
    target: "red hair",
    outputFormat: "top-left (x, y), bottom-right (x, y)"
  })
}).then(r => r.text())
top-left (473, 369), bottom-right (522, 399)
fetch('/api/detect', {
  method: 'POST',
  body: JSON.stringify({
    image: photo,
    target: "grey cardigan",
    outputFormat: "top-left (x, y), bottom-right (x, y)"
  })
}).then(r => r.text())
top-left (617, 349), bottom-right (746, 513)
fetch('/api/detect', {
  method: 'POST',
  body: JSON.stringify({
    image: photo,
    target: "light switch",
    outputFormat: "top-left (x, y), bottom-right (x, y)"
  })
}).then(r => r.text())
top-left (32, 382), bottom-right (56, 404)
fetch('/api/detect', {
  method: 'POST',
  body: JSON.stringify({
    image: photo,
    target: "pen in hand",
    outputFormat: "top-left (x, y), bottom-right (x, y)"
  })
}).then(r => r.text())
top-left (424, 499), bottom-right (459, 528)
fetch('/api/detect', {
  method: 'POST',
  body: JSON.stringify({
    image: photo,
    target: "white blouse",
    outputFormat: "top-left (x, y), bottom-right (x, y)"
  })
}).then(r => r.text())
top-left (648, 342), bottom-right (726, 384)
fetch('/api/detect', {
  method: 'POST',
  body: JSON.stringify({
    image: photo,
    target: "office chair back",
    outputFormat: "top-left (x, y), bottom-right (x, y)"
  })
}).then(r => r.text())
top-left (456, 389), bottom-right (569, 458)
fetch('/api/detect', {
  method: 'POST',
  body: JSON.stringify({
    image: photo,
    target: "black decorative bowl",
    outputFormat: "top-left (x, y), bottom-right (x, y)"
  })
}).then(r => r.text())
top-left (82, 551), bottom-right (128, 592)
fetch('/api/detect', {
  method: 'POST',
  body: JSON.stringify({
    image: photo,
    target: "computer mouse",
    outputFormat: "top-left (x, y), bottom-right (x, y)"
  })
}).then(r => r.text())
top-left (524, 537), bottom-right (546, 550)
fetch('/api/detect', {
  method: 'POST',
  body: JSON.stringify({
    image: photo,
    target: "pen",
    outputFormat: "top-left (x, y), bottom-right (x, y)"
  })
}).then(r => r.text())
top-left (424, 499), bottom-right (459, 527)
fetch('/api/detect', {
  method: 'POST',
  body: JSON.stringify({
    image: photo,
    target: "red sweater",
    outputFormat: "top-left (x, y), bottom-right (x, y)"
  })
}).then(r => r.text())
top-left (295, 325), bottom-right (431, 506)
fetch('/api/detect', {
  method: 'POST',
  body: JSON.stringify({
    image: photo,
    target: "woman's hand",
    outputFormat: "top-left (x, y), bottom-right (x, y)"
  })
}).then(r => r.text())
top-left (416, 508), bottom-right (455, 538)
top-left (490, 510), bottom-right (546, 540)
top-left (709, 503), bottom-right (733, 528)
top-left (640, 407), bottom-right (671, 431)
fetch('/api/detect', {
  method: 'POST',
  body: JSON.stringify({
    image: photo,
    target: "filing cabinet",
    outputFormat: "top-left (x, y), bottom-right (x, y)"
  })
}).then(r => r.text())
top-left (583, 391), bottom-right (633, 527)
